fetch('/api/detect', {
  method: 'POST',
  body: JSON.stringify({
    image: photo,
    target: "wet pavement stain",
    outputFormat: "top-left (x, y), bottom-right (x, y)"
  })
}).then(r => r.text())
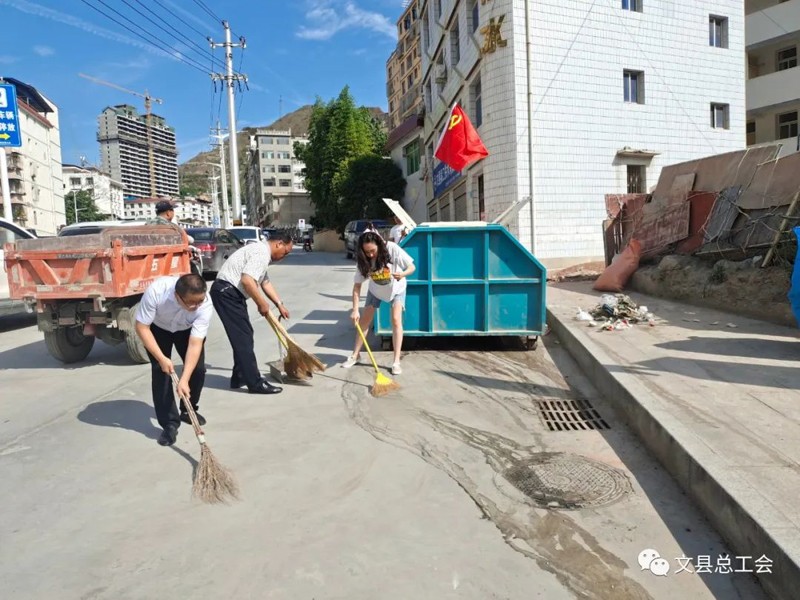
top-left (340, 348), bottom-right (650, 600)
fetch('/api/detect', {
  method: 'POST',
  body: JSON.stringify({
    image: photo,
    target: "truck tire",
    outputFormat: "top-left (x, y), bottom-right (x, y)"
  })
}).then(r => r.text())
top-left (124, 331), bottom-right (149, 364)
top-left (44, 327), bottom-right (95, 363)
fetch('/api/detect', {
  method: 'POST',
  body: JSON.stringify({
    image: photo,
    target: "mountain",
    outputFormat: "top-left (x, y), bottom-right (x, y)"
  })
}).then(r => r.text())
top-left (177, 105), bottom-right (389, 196)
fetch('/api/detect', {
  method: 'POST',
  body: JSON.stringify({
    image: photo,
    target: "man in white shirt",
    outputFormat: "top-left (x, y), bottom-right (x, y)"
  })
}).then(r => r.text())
top-left (135, 273), bottom-right (213, 446)
top-left (210, 230), bottom-right (293, 394)
top-left (389, 216), bottom-right (407, 244)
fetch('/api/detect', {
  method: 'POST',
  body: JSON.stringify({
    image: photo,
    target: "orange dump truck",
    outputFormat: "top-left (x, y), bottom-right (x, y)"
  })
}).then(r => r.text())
top-left (3, 225), bottom-right (192, 364)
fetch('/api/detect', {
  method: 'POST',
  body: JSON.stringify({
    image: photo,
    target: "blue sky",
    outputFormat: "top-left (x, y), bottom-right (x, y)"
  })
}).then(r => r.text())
top-left (0, 0), bottom-right (403, 165)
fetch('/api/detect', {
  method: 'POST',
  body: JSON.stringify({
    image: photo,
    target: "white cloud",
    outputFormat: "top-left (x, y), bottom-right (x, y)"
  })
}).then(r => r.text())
top-left (0, 0), bottom-right (176, 61)
top-left (33, 45), bottom-right (54, 57)
top-left (0, 55), bottom-right (18, 64)
top-left (297, 0), bottom-right (395, 41)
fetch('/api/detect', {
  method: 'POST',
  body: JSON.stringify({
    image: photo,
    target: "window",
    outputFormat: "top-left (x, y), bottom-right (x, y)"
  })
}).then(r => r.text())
top-left (263, 165), bottom-right (275, 173)
top-left (746, 121), bottom-right (756, 145)
top-left (709, 16), bottom-right (728, 48)
top-left (403, 140), bottom-right (421, 175)
top-left (450, 21), bottom-right (460, 65)
top-left (278, 164), bottom-right (291, 173)
top-left (710, 103), bottom-right (730, 129)
top-left (276, 138), bottom-right (290, 145)
top-left (627, 165), bottom-right (646, 193)
top-left (423, 9), bottom-right (430, 51)
top-left (469, 0), bottom-right (479, 33)
top-left (477, 174), bottom-right (485, 220)
top-left (70, 177), bottom-right (81, 186)
top-left (434, 0), bottom-right (442, 20)
top-left (778, 111), bottom-right (798, 139)
top-left (777, 46), bottom-right (797, 71)
top-left (279, 179), bottom-right (292, 187)
top-left (279, 151), bottom-right (291, 160)
top-left (85, 177), bottom-right (94, 185)
top-left (622, 0), bottom-right (641, 12)
top-left (261, 151), bottom-right (274, 160)
top-left (623, 70), bottom-right (644, 103)
top-left (260, 137), bottom-right (273, 145)
top-left (263, 178), bottom-right (276, 187)
top-left (471, 76), bottom-right (483, 128)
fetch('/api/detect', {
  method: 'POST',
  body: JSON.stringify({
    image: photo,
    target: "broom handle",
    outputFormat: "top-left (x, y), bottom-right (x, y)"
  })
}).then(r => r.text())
top-left (264, 311), bottom-right (289, 351)
top-left (169, 372), bottom-right (206, 444)
top-left (267, 310), bottom-right (296, 344)
top-left (354, 321), bottom-right (381, 374)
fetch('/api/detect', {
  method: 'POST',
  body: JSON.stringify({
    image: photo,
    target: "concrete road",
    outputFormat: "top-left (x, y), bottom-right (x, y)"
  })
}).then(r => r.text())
top-left (0, 251), bottom-right (764, 600)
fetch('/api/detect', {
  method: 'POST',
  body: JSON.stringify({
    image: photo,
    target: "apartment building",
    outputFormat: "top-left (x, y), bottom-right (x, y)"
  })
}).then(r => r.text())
top-left (122, 196), bottom-right (213, 227)
top-left (419, 0), bottom-right (745, 265)
top-left (1, 78), bottom-right (65, 236)
top-left (98, 105), bottom-right (179, 200)
top-left (387, 0), bottom-right (424, 130)
top-left (62, 164), bottom-right (124, 220)
top-left (746, 0), bottom-right (800, 156)
top-left (244, 129), bottom-right (312, 227)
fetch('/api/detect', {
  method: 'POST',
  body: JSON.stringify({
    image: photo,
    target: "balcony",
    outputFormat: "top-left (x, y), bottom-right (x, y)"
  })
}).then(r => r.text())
top-left (747, 65), bottom-right (800, 111)
top-left (747, 0), bottom-right (800, 49)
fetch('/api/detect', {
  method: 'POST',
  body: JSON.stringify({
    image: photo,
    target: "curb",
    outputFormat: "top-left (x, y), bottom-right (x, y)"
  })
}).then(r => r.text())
top-left (546, 307), bottom-right (798, 600)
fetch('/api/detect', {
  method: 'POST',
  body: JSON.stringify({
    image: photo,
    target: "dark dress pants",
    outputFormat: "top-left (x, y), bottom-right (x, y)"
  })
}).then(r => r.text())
top-left (210, 279), bottom-right (262, 389)
top-left (147, 324), bottom-right (206, 430)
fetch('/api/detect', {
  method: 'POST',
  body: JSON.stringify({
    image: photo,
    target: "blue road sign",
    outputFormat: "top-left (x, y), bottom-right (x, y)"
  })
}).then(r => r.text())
top-left (0, 84), bottom-right (22, 148)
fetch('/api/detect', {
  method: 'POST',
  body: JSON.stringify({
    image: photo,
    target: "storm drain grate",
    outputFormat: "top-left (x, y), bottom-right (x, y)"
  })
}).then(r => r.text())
top-left (535, 398), bottom-right (610, 431)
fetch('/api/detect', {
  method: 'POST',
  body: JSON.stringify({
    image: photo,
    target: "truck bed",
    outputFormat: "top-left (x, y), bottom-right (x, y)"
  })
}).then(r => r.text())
top-left (4, 225), bottom-right (191, 303)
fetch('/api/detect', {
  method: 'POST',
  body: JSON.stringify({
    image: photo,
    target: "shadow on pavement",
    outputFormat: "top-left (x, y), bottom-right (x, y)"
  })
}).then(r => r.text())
top-left (316, 292), bottom-right (353, 302)
top-left (77, 399), bottom-right (160, 440)
top-left (655, 336), bottom-right (800, 361)
top-left (0, 340), bottom-right (133, 370)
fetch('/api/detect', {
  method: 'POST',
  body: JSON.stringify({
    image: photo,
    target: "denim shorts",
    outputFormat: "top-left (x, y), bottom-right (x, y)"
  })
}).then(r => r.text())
top-left (366, 290), bottom-right (406, 309)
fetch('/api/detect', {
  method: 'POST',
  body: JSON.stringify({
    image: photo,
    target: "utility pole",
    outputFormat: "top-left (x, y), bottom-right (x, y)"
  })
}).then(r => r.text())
top-left (209, 22), bottom-right (247, 224)
top-left (210, 121), bottom-right (231, 228)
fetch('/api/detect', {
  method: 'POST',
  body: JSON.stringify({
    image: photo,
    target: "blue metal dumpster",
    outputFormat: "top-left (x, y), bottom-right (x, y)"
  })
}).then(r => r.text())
top-left (375, 223), bottom-right (546, 348)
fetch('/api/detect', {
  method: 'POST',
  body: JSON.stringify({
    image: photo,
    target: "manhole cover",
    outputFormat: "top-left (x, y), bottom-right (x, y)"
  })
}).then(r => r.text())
top-left (535, 398), bottom-right (610, 431)
top-left (501, 452), bottom-right (631, 509)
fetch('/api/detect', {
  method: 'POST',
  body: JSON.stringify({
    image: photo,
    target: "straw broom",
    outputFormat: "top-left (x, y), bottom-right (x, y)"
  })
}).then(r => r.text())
top-left (264, 311), bottom-right (326, 379)
top-left (354, 321), bottom-right (400, 397)
top-left (169, 373), bottom-right (239, 504)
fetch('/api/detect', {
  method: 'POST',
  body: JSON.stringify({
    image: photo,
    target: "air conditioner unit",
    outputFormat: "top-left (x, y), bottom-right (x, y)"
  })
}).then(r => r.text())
top-left (434, 64), bottom-right (447, 83)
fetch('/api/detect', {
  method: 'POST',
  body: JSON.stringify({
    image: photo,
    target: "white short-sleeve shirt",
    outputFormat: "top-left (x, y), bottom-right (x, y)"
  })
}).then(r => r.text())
top-left (216, 243), bottom-right (272, 294)
top-left (353, 242), bottom-right (414, 302)
top-left (135, 276), bottom-right (213, 338)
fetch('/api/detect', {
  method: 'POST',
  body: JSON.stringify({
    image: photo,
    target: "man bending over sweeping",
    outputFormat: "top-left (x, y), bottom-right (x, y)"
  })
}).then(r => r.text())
top-left (135, 273), bottom-right (213, 447)
top-left (210, 230), bottom-right (293, 394)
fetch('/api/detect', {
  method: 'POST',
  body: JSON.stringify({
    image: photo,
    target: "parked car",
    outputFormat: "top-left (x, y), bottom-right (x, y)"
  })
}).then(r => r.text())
top-left (0, 217), bottom-right (37, 317)
top-left (186, 227), bottom-right (244, 278)
top-left (58, 220), bottom-right (147, 237)
top-left (230, 226), bottom-right (266, 245)
top-left (262, 227), bottom-right (279, 240)
top-left (344, 219), bottom-right (391, 259)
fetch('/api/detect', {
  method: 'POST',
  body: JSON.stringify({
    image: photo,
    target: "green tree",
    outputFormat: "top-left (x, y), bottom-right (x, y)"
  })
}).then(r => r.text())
top-left (338, 155), bottom-right (406, 221)
top-left (295, 86), bottom-right (388, 232)
top-left (64, 190), bottom-right (105, 225)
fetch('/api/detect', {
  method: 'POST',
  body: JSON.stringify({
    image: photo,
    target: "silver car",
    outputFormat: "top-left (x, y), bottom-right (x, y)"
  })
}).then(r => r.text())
top-left (186, 227), bottom-right (244, 278)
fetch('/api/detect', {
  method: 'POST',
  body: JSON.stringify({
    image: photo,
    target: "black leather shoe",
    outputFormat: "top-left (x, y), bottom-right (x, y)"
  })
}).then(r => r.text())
top-left (180, 412), bottom-right (206, 426)
top-left (157, 426), bottom-right (178, 446)
top-left (248, 380), bottom-right (282, 394)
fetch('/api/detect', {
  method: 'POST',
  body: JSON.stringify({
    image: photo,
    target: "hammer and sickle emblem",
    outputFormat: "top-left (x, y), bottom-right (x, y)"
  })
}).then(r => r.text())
top-left (448, 114), bottom-right (463, 130)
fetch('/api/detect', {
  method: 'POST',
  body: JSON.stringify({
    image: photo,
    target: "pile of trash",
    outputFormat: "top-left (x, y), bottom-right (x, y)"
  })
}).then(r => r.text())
top-left (575, 294), bottom-right (655, 331)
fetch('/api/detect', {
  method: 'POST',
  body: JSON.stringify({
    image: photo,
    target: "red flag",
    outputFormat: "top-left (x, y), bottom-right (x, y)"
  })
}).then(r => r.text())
top-left (434, 103), bottom-right (488, 172)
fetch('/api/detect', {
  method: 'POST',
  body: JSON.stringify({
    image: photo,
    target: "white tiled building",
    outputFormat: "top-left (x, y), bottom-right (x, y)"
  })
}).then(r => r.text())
top-left (62, 164), bottom-right (125, 219)
top-left (746, 0), bottom-right (800, 156)
top-left (1, 78), bottom-right (65, 236)
top-left (122, 197), bottom-right (213, 227)
top-left (420, 0), bottom-right (745, 265)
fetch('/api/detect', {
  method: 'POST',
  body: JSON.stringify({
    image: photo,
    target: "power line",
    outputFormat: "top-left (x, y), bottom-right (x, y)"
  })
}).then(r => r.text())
top-left (80, 0), bottom-right (210, 74)
top-left (152, 0), bottom-right (212, 39)
top-left (191, 0), bottom-right (222, 24)
top-left (127, 0), bottom-right (226, 70)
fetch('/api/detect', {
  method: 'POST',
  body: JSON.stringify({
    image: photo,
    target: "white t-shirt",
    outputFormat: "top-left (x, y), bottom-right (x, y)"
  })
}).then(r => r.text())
top-left (353, 242), bottom-right (414, 302)
top-left (136, 276), bottom-right (213, 338)
top-left (389, 224), bottom-right (406, 243)
top-left (216, 243), bottom-right (272, 294)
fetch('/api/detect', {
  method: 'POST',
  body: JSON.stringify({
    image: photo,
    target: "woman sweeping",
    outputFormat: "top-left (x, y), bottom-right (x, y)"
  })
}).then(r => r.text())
top-left (341, 231), bottom-right (415, 375)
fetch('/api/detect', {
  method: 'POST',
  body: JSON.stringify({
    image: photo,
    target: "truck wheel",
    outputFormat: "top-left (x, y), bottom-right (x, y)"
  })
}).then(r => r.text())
top-left (124, 331), bottom-right (149, 364)
top-left (44, 327), bottom-right (95, 363)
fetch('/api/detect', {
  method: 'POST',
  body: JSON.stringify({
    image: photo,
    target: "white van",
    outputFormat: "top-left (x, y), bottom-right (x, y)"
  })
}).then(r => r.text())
top-left (0, 217), bottom-right (37, 317)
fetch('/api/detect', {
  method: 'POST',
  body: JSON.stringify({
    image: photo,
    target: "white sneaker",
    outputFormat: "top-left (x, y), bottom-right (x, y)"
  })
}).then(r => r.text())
top-left (341, 355), bottom-right (360, 369)
top-left (391, 362), bottom-right (402, 375)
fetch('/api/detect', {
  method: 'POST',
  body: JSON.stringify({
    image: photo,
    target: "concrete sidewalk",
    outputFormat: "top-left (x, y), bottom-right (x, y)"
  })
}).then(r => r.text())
top-left (547, 282), bottom-right (800, 600)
